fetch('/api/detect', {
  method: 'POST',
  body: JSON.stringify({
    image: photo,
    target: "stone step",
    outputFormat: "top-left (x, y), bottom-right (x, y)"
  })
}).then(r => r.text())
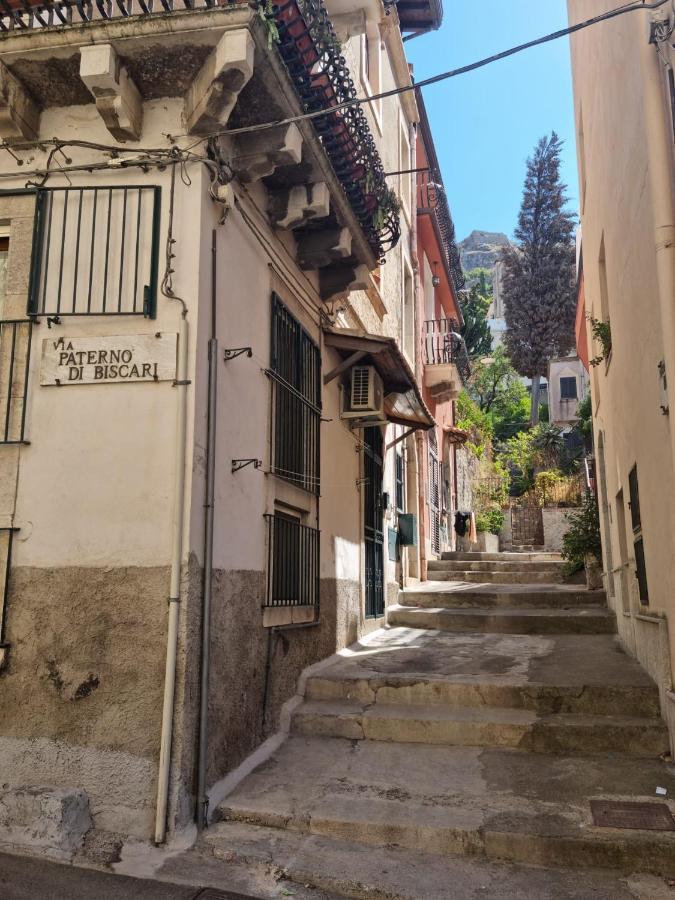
top-left (216, 736), bottom-right (675, 877)
top-left (425, 570), bottom-right (569, 584)
top-left (305, 632), bottom-right (662, 718)
top-left (429, 559), bottom-right (568, 573)
top-left (202, 821), bottom-right (653, 900)
top-left (388, 604), bottom-right (617, 635)
top-left (442, 551), bottom-right (562, 562)
top-left (400, 585), bottom-right (605, 608)
top-left (291, 699), bottom-right (668, 757)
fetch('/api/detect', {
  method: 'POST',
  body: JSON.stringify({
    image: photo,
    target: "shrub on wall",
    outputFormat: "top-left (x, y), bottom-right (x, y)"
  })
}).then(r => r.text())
top-left (561, 491), bottom-right (601, 572)
top-left (476, 507), bottom-right (505, 535)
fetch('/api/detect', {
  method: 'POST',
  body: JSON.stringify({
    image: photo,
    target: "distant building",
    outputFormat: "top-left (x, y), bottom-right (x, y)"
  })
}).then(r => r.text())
top-left (547, 355), bottom-right (588, 428)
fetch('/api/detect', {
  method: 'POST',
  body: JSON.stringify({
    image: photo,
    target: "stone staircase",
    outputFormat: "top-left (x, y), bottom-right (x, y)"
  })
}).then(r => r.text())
top-left (202, 551), bottom-right (675, 898)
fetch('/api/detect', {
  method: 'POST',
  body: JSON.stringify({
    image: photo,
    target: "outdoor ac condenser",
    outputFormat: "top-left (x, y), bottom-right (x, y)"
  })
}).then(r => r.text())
top-left (341, 365), bottom-right (385, 419)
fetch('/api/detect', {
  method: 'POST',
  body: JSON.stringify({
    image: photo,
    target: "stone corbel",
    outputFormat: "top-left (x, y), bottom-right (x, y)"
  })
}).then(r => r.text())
top-left (318, 262), bottom-right (370, 301)
top-left (80, 44), bottom-right (142, 142)
top-left (298, 228), bottom-right (352, 271)
top-left (184, 28), bottom-right (255, 136)
top-left (268, 183), bottom-right (330, 230)
top-left (232, 123), bottom-right (303, 183)
top-left (0, 61), bottom-right (39, 141)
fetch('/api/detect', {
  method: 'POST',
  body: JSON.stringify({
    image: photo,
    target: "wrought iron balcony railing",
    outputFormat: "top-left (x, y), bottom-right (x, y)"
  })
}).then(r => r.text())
top-left (274, 0), bottom-right (399, 260)
top-left (417, 170), bottom-right (464, 294)
top-left (423, 318), bottom-right (471, 383)
top-left (0, 0), bottom-right (399, 261)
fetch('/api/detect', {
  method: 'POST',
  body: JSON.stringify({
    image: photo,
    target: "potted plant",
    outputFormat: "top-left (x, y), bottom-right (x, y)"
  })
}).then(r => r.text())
top-left (561, 491), bottom-right (603, 589)
top-left (475, 507), bottom-right (504, 553)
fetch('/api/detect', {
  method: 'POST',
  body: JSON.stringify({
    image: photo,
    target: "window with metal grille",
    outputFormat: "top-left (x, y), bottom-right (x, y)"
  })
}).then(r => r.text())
top-left (628, 465), bottom-right (641, 533)
top-left (634, 537), bottom-right (649, 606)
top-left (264, 513), bottom-right (319, 610)
top-left (560, 376), bottom-right (578, 400)
top-left (268, 294), bottom-right (321, 495)
top-left (0, 319), bottom-right (32, 444)
top-left (28, 186), bottom-right (161, 318)
top-left (395, 451), bottom-right (405, 513)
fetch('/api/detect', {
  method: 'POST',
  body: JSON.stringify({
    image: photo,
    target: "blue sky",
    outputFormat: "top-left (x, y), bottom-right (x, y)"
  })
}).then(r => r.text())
top-left (406, 0), bottom-right (579, 242)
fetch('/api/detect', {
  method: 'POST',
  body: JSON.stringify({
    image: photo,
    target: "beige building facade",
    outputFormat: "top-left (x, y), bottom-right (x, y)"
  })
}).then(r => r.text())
top-left (0, 0), bottom-right (455, 850)
top-left (568, 0), bottom-right (675, 749)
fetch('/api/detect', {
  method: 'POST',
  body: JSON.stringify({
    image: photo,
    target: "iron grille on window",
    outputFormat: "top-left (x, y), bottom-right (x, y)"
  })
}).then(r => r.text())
top-left (634, 537), bottom-right (649, 606)
top-left (268, 294), bottom-right (321, 494)
top-left (264, 513), bottom-right (320, 610)
top-left (395, 451), bottom-right (405, 513)
top-left (0, 527), bottom-right (17, 649)
top-left (28, 186), bottom-right (161, 318)
top-left (560, 376), bottom-right (578, 400)
top-left (0, 320), bottom-right (32, 444)
top-left (628, 465), bottom-right (641, 533)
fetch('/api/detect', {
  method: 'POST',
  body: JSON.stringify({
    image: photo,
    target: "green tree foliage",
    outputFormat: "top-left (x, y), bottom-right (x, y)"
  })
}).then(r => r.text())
top-left (562, 491), bottom-right (602, 572)
top-left (501, 133), bottom-right (577, 425)
top-left (467, 347), bottom-right (531, 441)
top-left (460, 273), bottom-right (493, 359)
top-left (456, 391), bottom-right (493, 458)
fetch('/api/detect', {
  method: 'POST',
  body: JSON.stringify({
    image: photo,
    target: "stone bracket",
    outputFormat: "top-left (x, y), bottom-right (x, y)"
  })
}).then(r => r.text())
top-left (269, 183), bottom-right (330, 230)
top-left (184, 28), bottom-right (254, 136)
top-left (298, 228), bottom-right (352, 271)
top-left (80, 44), bottom-right (142, 143)
top-left (0, 61), bottom-right (39, 141)
top-left (319, 262), bottom-right (370, 301)
top-left (232, 123), bottom-right (303, 183)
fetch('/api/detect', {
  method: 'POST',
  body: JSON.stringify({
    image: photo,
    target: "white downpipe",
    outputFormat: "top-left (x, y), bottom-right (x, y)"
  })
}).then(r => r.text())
top-left (154, 311), bottom-right (189, 845)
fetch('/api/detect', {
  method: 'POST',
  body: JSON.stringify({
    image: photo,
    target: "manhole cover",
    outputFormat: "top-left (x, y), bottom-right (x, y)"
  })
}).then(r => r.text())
top-left (590, 800), bottom-right (675, 831)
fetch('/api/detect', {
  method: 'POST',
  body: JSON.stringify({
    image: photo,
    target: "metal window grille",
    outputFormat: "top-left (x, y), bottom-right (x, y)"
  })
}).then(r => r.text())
top-left (560, 376), bottom-right (578, 400)
top-left (634, 537), bottom-right (649, 606)
top-left (395, 451), bottom-right (405, 513)
top-left (0, 527), bottom-right (17, 648)
top-left (268, 294), bottom-right (321, 495)
top-left (264, 513), bottom-right (320, 609)
top-left (28, 186), bottom-right (161, 319)
top-left (364, 426), bottom-right (384, 619)
top-left (0, 320), bottom-right (32, 444)
top-left (628, 465), bottom-right (641, 533)
top-left (428, 445), bottom-right (440, 556)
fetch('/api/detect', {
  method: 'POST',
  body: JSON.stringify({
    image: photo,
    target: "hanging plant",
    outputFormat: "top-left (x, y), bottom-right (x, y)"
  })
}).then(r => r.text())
top-left (588, 316), bottom-right (612, 367)
top-left (372, 187), bottom-right (400, 231)
top-left (258, 0), bottom-right (280, 48)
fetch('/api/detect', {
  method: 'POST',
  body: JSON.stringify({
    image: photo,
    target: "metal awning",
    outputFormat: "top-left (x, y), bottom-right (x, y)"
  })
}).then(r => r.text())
top-left (323, 327), bottom-right (435, 430)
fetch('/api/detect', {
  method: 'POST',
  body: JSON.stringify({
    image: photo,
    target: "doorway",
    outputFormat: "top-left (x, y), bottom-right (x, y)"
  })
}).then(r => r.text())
top-left (364, 427), bottom-right (384, 618)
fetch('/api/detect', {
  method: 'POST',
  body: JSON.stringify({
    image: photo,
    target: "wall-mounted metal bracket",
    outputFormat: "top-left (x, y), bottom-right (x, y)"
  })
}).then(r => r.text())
top-left (46, 316), bottom-right (61, 328)
top-left (232, 458), bottom-right (262, 474)
top-left (223, 347), bottom-right (252, 361)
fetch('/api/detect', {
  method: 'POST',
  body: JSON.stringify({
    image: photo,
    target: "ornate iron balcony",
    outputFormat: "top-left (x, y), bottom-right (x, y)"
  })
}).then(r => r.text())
top-left (417, 169), bottom-right (464, 294)
top-left (274, 0), bottom-right (400, 260)
top-left (0, 0), bottom-right (399, 261)
top-left (423, 318), bottom-right (471, 383)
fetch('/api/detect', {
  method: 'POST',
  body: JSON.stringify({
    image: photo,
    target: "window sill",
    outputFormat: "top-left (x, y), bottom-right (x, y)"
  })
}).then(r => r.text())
top-left (263, 605), bottom-right (317, 628)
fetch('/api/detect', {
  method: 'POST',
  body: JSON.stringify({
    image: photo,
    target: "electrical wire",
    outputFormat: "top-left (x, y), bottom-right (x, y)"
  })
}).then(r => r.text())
top-left (162, 0), bottom-right (672, 143)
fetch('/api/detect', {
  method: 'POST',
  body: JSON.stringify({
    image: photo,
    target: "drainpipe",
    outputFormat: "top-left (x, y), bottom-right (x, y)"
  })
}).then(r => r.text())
top-left (155, 308), bottom-right (189, 845)
top-left (197, 229), bottom-right (218, 828)
top-left (639, 29), bottom-right (675, 485)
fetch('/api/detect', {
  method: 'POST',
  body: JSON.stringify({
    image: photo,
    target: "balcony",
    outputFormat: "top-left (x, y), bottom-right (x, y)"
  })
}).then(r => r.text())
top-left (423, 318), bottom-right (470, 401)
top-left (0, 0), bottom-right (398, 297)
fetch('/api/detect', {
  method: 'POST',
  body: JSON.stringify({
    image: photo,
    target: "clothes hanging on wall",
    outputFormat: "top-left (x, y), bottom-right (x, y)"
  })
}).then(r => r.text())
top-left (454, 511), bottom-right (470, 537)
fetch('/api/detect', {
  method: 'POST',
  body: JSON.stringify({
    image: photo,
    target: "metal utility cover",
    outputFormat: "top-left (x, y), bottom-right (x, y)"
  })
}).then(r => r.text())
top-left (590, 800), bottom-right (675, 831)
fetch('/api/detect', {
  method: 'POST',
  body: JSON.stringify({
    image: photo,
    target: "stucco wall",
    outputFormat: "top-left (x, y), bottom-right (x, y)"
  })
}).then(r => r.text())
top-left (569, 0), bottom-right (675, 729)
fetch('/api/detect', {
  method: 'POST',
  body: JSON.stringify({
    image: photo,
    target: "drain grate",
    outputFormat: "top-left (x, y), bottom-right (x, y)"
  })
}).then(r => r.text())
top-left (590, 799), bottom-right (675, 831)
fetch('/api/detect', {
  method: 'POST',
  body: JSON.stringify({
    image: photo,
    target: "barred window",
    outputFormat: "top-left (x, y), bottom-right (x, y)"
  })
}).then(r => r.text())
top-left (395, 451), bottom-right (405, 513)
top-left (269, 294), bottom-right (321, 494)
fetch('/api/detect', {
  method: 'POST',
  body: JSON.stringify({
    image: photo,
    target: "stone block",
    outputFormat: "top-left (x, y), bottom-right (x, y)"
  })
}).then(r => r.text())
top-left (298, 228), bottom-right (352, 270)
top-left (0, 785), bottom-right (92, 859)
top-left (269, 182), bottom-right (330, 230)
top-left (184, 28), bottom-right (254, 136)
top-left (232, 123), bottom-right (303, 183)
top-left (80, 44), bottom-right (142, 142)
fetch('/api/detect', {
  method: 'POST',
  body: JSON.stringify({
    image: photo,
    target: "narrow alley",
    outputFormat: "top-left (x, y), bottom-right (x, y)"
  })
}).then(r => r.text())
top-left (181, 550), bottom-right (675, 897)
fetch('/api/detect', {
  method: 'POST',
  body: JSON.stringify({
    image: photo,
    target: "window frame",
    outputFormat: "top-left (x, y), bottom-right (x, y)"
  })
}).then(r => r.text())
top-left (560, 376), bottom-right (578, 401)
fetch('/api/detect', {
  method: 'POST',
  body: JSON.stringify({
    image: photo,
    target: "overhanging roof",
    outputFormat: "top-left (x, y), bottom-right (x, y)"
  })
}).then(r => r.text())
top-left (323, 327), bottom-right (435, 430)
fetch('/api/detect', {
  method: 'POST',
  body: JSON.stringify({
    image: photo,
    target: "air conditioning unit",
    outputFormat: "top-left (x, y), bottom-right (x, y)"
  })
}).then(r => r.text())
top-left (341, 365), bottom-right (385, 420)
